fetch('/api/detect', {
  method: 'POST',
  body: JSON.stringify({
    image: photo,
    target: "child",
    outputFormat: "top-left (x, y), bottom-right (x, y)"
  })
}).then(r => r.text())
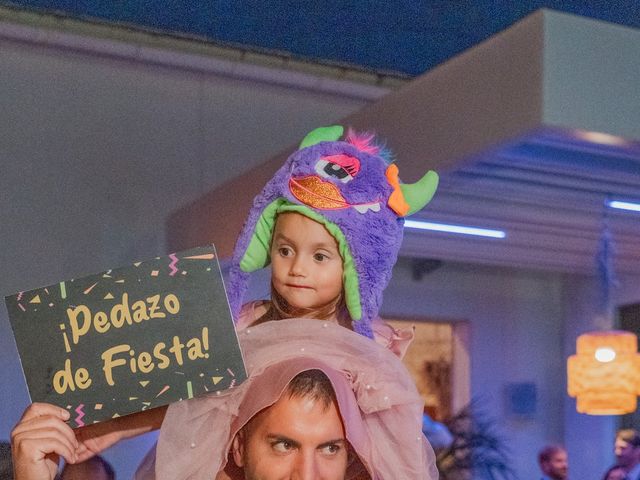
top-left (228, 124), bottom-right (438, 352)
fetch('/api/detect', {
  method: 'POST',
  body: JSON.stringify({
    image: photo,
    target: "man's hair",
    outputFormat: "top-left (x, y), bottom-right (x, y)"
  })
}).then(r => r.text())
top-left (538, 445), bottom-right (565, 465)
top-left (239, 369), bottom-right (338, 441)
top-left (284, 369), bottom-right (337, 410)
top-left (617, 429), bottom-right (640, 447)
top-left (58, 455), bottom-right (116, 480)
top-left (0, 441), bottom-right (12, 479)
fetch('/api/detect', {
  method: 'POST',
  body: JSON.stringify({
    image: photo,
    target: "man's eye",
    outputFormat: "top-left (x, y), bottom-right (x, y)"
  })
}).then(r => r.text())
top-left (272, 440), bottom-right (293, 453)
top-left (320, 444), bottom-right (341, 456)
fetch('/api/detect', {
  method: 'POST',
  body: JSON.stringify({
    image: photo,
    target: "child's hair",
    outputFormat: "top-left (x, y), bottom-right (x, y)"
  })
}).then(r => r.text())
top-left (228, 125), bottom-right (438, 338)
top-left (253, 281), bottom-right (352, 329)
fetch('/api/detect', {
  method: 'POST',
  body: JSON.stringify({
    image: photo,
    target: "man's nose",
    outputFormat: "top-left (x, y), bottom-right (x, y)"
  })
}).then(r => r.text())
top-left (292, 452), bottom-right (318, 480)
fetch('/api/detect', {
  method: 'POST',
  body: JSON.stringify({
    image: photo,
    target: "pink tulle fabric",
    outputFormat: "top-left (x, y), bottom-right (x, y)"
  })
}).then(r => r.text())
top-left (135, 319), bottom-right (437, 480)
top-left (236, 301), bottom-right (415, 359)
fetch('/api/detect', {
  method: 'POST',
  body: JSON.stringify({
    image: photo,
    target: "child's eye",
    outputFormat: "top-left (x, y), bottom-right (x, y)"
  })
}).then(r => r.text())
top-left (278, 247), bottom-right (293, 257)
top-left (313, 253), bottom-right (329, 262)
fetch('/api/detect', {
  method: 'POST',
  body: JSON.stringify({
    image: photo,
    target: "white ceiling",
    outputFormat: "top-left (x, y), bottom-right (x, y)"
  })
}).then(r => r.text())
top-left (404, 128), bottom-right (640, 274)
top-left (171, 10), bottom-right (640, 277)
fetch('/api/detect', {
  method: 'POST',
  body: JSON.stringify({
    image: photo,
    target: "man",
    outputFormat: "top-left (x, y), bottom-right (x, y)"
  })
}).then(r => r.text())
top-left (538, 445), bottom-right (568, 480)
top-left (615, 429), bottom-right (640, 480)
top-left (143, 319), bottom-right (437, 480)
top-left (12, 320), bottom-right (437, 479)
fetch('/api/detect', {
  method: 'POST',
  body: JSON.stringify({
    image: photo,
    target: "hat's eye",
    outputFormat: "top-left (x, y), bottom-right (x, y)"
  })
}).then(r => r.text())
top-left (314, 155), bottom-right (360, 184)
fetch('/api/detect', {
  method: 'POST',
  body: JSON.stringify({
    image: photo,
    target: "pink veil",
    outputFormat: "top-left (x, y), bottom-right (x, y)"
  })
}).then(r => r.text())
top-left (135, 319), bottom-right (438, 480)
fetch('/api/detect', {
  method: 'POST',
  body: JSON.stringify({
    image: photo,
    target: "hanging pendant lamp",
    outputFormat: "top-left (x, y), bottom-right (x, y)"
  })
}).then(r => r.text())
top-left (566, 204), bottom-right (640, 415)
top-left (567, 330), bottom-right (640, 415)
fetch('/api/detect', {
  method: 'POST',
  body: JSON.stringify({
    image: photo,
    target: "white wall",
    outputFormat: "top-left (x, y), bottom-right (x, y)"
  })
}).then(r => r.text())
top-left (383, 259), bottom-right (566, 479)
top-left (0, 25), bottom-right (367, 478)
top-left (383, 258), bottom-right (640, 480)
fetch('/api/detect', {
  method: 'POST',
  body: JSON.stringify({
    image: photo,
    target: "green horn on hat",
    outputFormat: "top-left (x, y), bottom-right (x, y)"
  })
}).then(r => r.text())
top-left (400, 170), bottom-right (439, 216)
top-left (299, 125), bottom-right (344, 149)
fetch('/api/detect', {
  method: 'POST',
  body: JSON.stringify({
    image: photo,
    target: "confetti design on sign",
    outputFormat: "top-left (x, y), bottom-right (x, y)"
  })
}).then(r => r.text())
top-left (211, 376), bottom-right (223, 385)
top-left (44, 288), bottom-right (50, 295)
top-left (60, 282), bottom-right (67, 299)
top-left (227, 368), bottom-right (235, 377)
top-left (134, 262), bottom-right (142, 267)
top-left (74, 404), bottom-right (85, 427)
top-left (156, 385), bottom-right (170, 398)
top-left (17, 292), bottom-right (24, 301)
top-left (18, 303), bottom-right (25, 312)
top-left (151, 270), bottom-right (159, 277)
top-left (183, 254), bottom-right (215, 260)
top-left (187, 381), bottom-right (194, 399)
top-left (139, 381), bottom-right (149, 387)
top-left (83, 283), bottom-right (98, 295)
top-left (104, 293), bottom-right (114, 300)
top-left (115, 279), bottom-right (125, 283)
top-left (168, 253), bottom-right (179, 276)
top-left (30, 295), bottom-right (41, 304)
top-left (94, 404), bottom-right (103, 410)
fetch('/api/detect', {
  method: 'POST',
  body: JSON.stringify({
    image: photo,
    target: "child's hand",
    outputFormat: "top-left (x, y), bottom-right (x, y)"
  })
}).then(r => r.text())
top-left (11, 402), bottom-right (78, 480)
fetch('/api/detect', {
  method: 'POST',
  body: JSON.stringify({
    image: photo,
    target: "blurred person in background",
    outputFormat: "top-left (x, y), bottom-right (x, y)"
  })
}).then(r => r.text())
top-left (538, 445), bottom-right (568, 480)
top-left (614, 429), bottom-right (640, 480)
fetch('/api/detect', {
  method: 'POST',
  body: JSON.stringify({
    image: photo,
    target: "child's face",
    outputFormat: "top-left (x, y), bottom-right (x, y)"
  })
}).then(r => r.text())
top-left (270, 213), bottom-right (343, 312)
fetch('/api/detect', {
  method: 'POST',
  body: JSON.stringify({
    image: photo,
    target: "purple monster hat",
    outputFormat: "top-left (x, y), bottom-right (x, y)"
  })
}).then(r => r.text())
top-left (227, 125), bottom-right (438, 338)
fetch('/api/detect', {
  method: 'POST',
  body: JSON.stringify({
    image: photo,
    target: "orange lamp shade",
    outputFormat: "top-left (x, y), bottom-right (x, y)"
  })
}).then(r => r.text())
top-left (567, 330), bottom-right (640, 415)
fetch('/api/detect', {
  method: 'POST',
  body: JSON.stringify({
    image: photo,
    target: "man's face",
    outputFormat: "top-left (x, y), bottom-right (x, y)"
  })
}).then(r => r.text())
top-left (615, 437), bottom-right (640, 469)
top-left (232, 392), bottom-right (349, 480)
top-left (541, 450), bottom-right (568, 480)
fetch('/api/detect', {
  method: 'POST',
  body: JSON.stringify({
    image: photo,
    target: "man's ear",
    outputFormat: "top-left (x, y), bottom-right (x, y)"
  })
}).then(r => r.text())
top-left (231, 432), bottom-right (245, 468)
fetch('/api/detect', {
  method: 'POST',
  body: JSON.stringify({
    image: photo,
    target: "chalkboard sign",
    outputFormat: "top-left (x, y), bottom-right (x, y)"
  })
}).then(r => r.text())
top-left (5, 246), bottom-right (246, 426)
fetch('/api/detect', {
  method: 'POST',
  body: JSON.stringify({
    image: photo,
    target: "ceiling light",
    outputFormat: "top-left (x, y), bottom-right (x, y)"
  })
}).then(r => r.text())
top-left (607, 200), bottom-right (640, 212)
top-left (575, 130), bottom-right (628, 146)
top-left (404, 220), bottom-right (506, 238)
